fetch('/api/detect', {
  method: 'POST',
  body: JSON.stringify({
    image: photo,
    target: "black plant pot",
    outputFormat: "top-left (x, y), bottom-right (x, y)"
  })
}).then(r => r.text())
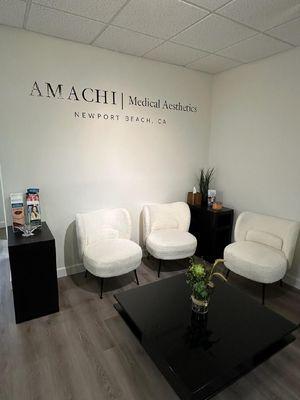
top-left (201, 195), bottom-right (208, 208)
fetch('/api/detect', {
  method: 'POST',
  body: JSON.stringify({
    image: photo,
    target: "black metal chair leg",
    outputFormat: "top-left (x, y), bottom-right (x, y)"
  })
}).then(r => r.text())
top-left (226, 269), bottom-right (230, 279)
top-left (262, 283), bottom-right (266, 305)
top-left (134, 269), bottom-right (139, 285)
top-left (99, 277), bottom-right (104, 299)
top-left (280, 279), bottom-right (283, 287)
top-left (158, 259), bottom-right (162, 278)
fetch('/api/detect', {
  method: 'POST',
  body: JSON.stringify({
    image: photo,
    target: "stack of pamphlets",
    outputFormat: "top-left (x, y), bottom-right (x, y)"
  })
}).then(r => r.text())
top-left (208, 189), bottom-right (217, 207)
top-left (10, 193), bottom-right (25, 231)
top-left (26, 188), bottom-right (41, 227)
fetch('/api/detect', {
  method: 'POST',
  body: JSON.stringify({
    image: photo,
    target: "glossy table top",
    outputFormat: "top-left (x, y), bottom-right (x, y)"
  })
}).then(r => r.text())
top-left (115, 273), bottom-right (297, 400)
top-left (8, 222), bottom-right (54, 247)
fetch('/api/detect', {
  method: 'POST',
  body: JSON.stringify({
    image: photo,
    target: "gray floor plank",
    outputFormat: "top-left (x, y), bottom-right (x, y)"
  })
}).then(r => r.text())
top-left (0, 241), bottom-right (299, 399)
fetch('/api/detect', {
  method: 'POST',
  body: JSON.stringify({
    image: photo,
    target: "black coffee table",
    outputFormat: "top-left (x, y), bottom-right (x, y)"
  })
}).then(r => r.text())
top-left (114, 273), bottom-right (298, 400)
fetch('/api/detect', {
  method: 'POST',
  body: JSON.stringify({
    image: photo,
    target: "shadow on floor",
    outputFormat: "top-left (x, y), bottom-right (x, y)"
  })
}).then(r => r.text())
top-left (67, 256), bottom-right (189, 299)
top-left (68, 267), bottom-right (139, 297)
top-left (143, 256), bottom-right (189, 275)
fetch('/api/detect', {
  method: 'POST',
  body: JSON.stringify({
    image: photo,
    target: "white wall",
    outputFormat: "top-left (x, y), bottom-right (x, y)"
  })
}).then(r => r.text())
top-left (0, 26), bottom-right (212, 275)
top-left (209, 47), bottom-right (300, 288)
top-left (0, 190), bottom-right (4, 227)
top-left (2, 26), bottom-right (299, 288)
top-left (0, 164), bottom-right (5, 227)
top-left (0, 203), bottom-right (4, 228)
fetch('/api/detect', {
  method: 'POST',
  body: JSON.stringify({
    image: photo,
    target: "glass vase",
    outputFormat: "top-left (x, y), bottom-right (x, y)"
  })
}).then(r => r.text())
top-left (191, 295), bottom-right (209, 314)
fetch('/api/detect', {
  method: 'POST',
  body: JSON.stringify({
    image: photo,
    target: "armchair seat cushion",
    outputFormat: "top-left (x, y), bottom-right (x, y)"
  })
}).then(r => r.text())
top-left (224, 241), bottom-right (287, 284)
top-left (83, 239), bottom-right (142, 278)
top-left (146, 229), bottom-right (197, 260)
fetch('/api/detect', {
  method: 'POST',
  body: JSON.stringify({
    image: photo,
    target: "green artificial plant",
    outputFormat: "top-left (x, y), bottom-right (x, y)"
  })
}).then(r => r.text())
top-left (186, 258), bottom-right (226, 303)
top-left (198, 167), bottom-right (215, 198)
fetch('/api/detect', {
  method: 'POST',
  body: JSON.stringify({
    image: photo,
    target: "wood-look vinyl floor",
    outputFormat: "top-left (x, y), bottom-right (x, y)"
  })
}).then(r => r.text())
top-left (0, 241), bottom-right (299, 400)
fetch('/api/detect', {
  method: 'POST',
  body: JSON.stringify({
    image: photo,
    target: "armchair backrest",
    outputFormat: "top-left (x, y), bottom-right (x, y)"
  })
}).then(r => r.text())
top-left (76, 208), bottom-right (131, 258)
top-left (235, 211), bottom-right (300, 268)
top-left (142, 202), bottom-right (191, 243)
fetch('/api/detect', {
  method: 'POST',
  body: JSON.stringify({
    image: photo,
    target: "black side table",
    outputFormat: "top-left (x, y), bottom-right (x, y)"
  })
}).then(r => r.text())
top-left (8, 222), bottom-right (59, 323)
top-left (189, 205), bottom-right (234, 263)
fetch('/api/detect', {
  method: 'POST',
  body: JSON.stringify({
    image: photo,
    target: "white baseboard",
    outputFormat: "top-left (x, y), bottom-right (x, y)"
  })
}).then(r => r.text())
top-left (284, 273), bottom-right (300, 290)
top-left (57, 263), bottom-right (84, 278)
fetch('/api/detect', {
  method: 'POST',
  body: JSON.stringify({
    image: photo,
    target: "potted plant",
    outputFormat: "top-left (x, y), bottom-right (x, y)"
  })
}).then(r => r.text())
top-left (186, 258), bottom-right (226, 314)
top-left (198, 168), bottom-right (214, 207)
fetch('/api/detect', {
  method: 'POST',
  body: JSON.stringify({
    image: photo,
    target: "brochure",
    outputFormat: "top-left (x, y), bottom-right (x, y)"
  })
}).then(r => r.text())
top-left (208, 189), bottom-right (217, 207)
top-left (10, 193), bottom-right (25, 230)
top-left (26, 188), bottom-right (41, 227)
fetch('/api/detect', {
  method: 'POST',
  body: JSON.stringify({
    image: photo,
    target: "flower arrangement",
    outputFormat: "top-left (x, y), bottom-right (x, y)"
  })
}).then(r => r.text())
top-left (186, 258), bottom-right (226, 313)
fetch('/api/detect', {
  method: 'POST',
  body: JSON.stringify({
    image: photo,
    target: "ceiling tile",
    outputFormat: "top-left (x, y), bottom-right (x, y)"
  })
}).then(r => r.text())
top-left (218, 0), bottom-right (300, 31)
top-left (187, 54), bottom-right (241, 73)
top-left (27, 4), bottom-right (106, 43)
top-left (34, 0), bottom-right (127, 23)
top-left (144, 41), bottom-right (208, 66)
top-left (173, 14), bottom-right (256, 52)
top-left (112, 0), bottom-right (209, 40)
top-left (0, 0), bottom-right (26, 28)
top-left (93, 26), bottom-right (164, 56)
top-left (182, 0), bottom-right (232, 11)
top-left (267, 17), bottom-right (300, 46)
top-left (217, 33), bottom-right (292, 62)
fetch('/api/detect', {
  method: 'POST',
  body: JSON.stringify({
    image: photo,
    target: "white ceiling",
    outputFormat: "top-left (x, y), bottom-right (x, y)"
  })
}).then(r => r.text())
top-left (1, 0), bottom-right (300, 74)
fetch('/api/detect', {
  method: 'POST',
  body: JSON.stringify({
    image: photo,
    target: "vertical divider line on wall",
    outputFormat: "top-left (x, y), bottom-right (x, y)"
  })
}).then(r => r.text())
top-left (0, 163), bottom-right (8, 237)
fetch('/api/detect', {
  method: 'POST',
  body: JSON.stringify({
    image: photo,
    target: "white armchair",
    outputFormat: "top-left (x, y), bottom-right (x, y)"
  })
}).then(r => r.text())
top-left (142, 202), bottom-right (197, 277)
top-left (224, 211), bottom-right (300, 304)
top-left (76, 208), bottom-right (142, 298)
